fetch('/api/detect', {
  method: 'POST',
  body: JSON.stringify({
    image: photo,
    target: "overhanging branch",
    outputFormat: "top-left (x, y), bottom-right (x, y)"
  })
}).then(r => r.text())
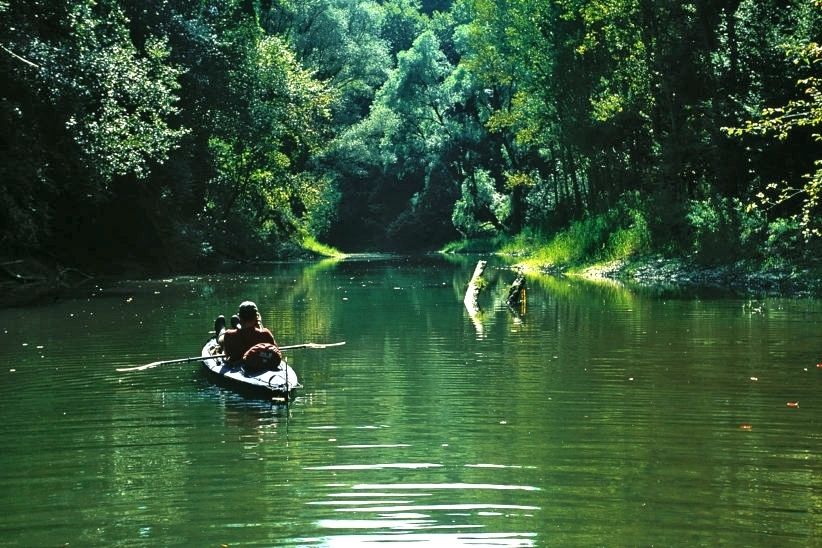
top-left (0, 43), bottom-right (41, 69)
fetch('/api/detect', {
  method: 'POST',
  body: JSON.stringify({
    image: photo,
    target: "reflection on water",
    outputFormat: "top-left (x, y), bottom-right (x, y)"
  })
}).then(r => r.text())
top-left (0, 256), bottom-right (820, 546)
top-left (308, 479), bottom-right (540, 547)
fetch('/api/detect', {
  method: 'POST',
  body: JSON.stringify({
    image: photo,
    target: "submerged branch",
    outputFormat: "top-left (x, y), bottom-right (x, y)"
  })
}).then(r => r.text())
top-left (0, 43), bottom-right (41, 69)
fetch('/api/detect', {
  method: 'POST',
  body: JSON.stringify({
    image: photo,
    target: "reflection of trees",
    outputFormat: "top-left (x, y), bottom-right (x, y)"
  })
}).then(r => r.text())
top-left (478, 274), bottom-right (822, 543)
top-left (211, 259), bottom-right (350, 348)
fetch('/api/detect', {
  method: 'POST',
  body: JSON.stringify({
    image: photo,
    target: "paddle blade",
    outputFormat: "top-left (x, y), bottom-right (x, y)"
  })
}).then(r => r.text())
top-left (280, 341), bottom-right (346, 350)
top-left (305, 341), bottom-right (346, 349)
top-left (116, 361), bottom-right (164, 372)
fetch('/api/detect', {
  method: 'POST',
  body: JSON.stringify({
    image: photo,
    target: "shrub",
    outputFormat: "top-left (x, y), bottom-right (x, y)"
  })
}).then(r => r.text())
top-left (607, 209), bottom-right (651, 260)
top-left (764, 217), bottom-right (803, 261)
top-left (686, 196), bottom-right (765, 264)
top-left (516, 199), bottom-right (651, 267)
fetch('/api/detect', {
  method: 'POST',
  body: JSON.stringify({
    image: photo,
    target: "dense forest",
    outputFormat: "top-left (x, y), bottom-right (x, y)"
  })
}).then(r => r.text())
top-left (1, 0), bottom-right (820, 273)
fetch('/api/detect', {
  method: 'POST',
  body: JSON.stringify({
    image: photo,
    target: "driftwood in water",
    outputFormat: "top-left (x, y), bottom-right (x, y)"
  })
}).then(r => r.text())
top-left (506, 269), bottom-right (527, 306)
top-left (505, 268), bottom-right (527, 318)
top-left (463, 260), bottom-right (487, 315)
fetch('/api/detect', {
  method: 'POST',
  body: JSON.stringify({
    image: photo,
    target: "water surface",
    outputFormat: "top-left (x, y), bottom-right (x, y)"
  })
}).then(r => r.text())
top-left (0, 255), bottom-right (820, 546)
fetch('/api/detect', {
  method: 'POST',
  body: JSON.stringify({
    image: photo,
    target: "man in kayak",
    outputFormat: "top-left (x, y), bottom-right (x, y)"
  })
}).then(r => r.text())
top-left (214, 301), bottom-right (281, 369)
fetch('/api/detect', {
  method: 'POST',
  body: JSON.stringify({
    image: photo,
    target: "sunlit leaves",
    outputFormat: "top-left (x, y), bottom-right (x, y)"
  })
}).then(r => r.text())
top-left (452, 168), bottom-right (510, 236)
top-left (0, 0), bottom-right (189, 254)
top-left (505, 171), bottom-right (537, 190)
top-left (725, 19), bottom-right (822, 242)
top-left (5, 0), bottom-right (187, 183)
top-left (254, 35), bottom-right (333, 155)
top-left (205, 29), bottom-right (334, 249)
top-left (65, 33), bottom-right (187, 181)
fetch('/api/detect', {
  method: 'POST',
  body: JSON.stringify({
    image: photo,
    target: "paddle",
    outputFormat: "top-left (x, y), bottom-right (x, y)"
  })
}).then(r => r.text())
top-left (116, 341), bottom-right (346, 372)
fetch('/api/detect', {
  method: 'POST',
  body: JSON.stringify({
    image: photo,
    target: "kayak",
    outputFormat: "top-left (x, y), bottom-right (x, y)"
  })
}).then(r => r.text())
top-left (200, 338), bottom-right (302, 399)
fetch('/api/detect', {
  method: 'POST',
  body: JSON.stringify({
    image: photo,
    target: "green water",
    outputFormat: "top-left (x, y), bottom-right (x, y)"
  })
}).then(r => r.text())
top-left (0, 255), bottom-right (820, 546)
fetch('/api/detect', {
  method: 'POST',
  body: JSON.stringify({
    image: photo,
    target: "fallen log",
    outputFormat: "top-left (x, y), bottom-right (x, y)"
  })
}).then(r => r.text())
top-left (463, 260), bottom-right (487, 315)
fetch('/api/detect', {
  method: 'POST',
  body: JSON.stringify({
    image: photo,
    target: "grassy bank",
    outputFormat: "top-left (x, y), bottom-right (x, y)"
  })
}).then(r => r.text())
top-left (442, 206), bottom-right (822, 295)
top-left (300, 236), bottom-right (347, 259)
top-left (444, 206), bottom-right (651, 272)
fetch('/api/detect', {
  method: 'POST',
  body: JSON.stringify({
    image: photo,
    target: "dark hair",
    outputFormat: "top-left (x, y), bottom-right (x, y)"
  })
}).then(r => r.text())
top-left (238, 301), bottom-right (258, 321)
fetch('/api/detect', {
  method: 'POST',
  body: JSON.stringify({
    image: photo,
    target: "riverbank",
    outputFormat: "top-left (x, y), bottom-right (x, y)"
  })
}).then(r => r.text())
top-left (4, 242), bottom-right (818, 309)
top-left (0, 238), bottom-right (346, 308)
top-left (565, 255), bottom-right (822, 296)
top-left (443, 203), bottom-right (822, 297)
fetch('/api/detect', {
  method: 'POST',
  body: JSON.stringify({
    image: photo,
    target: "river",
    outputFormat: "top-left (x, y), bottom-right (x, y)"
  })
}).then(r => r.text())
top-left (0, 255), bottom-right (820, 546)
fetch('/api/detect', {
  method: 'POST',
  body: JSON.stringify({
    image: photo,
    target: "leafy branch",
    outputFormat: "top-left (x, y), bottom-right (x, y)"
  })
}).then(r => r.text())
top-left (724, 31), bottom-right (821, 241)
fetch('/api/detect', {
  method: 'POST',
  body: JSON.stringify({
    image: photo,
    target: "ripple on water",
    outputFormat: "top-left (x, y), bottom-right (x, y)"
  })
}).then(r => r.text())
top-left (299, 461), bottom-right (543, 545)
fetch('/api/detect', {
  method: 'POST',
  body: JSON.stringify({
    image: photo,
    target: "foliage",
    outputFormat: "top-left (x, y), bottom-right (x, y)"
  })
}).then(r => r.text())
top-left (381, 0), bottom-right (429, 55)
top-left (686, 197), bottom-right (765, 264)
top-left (725, 22), bottom-right (822, 246)
top-left (322, 28), bottom-right (465, 249)
top-left (62, 3), bottom-right (187, 181)
top-left (764, 217), bottom-right (805, 261)
top-left (498, 201), bottom-right (651, 267)
top-left (0, 0), bottom-right (187, 255)
top-left (281, 0), bottom-right (392, 126)
top-left (1, 0), bottom-right (820, 272)
top-left (204, 32), bottom-right (333, 256)
top-left (452, 168), bottom-right (510, 237)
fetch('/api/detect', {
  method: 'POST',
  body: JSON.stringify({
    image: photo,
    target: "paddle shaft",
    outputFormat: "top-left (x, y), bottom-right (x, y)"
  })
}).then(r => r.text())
top-left (116, 341), bottom-right (345, 372)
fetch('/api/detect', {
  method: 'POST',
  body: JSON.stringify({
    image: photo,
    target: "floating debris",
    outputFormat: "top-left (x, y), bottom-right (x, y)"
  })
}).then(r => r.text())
top-left (739, 423), bottom-right (752, 431)
top-left (786, 401), bottom-right (799, 408)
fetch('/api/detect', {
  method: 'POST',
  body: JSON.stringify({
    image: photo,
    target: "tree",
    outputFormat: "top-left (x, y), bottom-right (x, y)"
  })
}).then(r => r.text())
top-left (205, 33), bottom-right (333, 256)
top-left (381, 0), bottom-right (428, 55)
top-left (726, 20), bottom-right (822, 245)
top-left (275, 0), bottom-right (392, 126)
top-left (0, 0), bottom-right (186, 258)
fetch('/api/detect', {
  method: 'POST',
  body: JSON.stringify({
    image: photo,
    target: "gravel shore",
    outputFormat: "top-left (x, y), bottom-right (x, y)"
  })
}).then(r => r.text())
top-left (553, 255), bottom-right (821, 296)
